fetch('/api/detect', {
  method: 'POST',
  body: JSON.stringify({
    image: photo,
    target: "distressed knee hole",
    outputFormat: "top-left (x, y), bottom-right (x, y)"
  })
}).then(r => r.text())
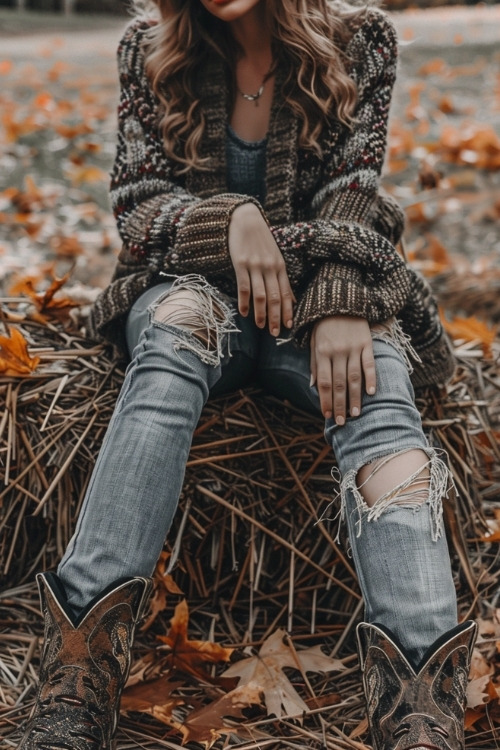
top-left (152, 275), bottom-right (238, 366)
top-left (326, 448), bottom-right (454, 542)
top-left (154, 289), bottom-right (222, 348)
top-left (356, 449), bottom-right (430, 509)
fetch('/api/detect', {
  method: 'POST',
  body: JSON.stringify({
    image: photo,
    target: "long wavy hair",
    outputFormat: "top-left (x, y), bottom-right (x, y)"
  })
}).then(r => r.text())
top-left (131, 0), bottom-right (374, 172)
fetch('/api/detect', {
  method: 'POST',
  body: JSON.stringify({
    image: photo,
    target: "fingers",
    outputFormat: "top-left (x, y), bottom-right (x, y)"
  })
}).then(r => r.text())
top-left (228, 204), bottom-right (294, 335)
top-left (317, 352), bottom-right (357, 425)
top-left (278, 268), bottom-right (295, 331)
top-left (235, 268), bottom-right (251, 318)
top-left (346, 355), bottom-right (362, 419)
top-left (361, 343), bottom-right (376, 397)
top-left (311, 317), bottom-right (377, 424)
top-left (249, 266), bottom-right (294, 336)
top-left (310, 329), bottom-right (317, 389)
top-left (315, 348), bottom-right (336, 422)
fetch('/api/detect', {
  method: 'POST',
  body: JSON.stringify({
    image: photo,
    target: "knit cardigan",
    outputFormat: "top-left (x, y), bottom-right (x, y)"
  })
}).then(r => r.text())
top-left (89, 8), bottom-right (455, 389)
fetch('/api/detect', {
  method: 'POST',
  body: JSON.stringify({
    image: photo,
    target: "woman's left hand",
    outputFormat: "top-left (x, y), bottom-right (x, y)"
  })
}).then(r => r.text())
top-left (310, 316), bottom-right (376, 425)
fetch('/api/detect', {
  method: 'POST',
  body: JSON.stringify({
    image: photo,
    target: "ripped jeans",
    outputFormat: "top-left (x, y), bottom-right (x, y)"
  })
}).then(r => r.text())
top-left (58, 277), bottom-right (457, 664)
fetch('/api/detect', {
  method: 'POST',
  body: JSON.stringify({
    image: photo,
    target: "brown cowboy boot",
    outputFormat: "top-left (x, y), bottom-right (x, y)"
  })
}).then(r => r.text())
top-left (356, 620), bottom-right (477, 750)
top-left (18, 572), bottom-right (152, 750)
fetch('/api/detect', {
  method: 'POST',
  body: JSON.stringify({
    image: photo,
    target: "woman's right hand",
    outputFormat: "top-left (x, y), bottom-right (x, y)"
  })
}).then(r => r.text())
top-left (228, 203), bottom-right (295, 336)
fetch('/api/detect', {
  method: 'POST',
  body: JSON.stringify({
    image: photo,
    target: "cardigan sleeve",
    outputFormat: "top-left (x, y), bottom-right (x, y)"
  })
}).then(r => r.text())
top-left (271, 10), bottom-right (411, 345)
top-left (109, 20), bottom-right (262, 282)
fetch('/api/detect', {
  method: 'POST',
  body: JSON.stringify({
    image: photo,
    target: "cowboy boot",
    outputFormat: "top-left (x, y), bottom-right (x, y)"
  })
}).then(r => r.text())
top-left (356, 620), bottom-right (477, 750)
top-left (18, 572), bottom-right (152, 750)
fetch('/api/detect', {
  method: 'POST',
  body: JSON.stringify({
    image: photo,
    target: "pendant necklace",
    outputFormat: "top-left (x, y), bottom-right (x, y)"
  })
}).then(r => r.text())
top-left (237, 65), bottom-right (274, 107)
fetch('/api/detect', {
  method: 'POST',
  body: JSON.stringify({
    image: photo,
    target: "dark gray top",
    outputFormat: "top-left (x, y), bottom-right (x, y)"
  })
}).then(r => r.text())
top-left (226, 124), bottom-right (267, 204)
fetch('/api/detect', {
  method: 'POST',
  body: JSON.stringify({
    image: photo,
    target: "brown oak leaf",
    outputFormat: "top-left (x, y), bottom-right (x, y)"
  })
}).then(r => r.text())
top-left (157, 599), bottom-right (234, 681)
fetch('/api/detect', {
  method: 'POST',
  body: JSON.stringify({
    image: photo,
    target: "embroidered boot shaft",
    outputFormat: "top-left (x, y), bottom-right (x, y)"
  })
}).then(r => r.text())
top-left (18, 572), bottom-right (152, 750)
top-left (356, 620), bottom-right (477, 750)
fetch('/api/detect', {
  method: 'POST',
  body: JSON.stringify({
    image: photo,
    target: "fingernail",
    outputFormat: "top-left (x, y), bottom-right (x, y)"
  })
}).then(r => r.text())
top-left (286, 319), bottom-right (293, 329)
top-left (310, 374), bottom-right (315, 387)
top-left (351, 407), bottom-right (359, 417)
top-left (272, 327), bottom-right (279, 336)
top-left (325, 411), bottom-right (332, 419)
top-left (367, 386), bottom-right (375, 395)
top-left (336, 415), bottom-right (345, 426)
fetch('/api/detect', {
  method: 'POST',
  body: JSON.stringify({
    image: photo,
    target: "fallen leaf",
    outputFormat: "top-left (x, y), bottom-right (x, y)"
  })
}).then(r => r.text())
top-left (66, 164), bottom-right (109, 185)
top-left (0, 326), bottom-right (40, 376)
top-left (0, 60), bottom-right (13, 75)
top-left (157, 599), bottom-right (234, 681)
top-left (181, 681), bottom-right (264, 747)
top-left (467, 674), bottom-right (491, 709)
top-left (121, 676), bottom-right (185, 726)
top-left (418, 58), bottom-right (448, 77)
top-left (9, 271), bottom-right (80, 323)
top-left (141, 552), bottom-right (183, 632)
top-left (222, 628), bottom-right (345, 719)
top-left (440, 313), bottom-right (497, 357)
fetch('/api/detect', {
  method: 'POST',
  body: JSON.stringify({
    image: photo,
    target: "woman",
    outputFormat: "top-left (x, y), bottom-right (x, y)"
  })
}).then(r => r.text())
top-left (19, 2), bottom-right (476, 749)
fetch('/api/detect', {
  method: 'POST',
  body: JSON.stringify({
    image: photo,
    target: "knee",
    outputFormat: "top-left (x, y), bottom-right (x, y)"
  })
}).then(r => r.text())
top-left (341, 448), bottom-right (452, 542)
top-left (356, 449), bottom-right (430, 508)
top-left (151, 275), bottom-right (236, 366)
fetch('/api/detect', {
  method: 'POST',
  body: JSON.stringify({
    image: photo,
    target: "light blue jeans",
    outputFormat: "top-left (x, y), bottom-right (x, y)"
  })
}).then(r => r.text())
top-left (58, 278), bottom-right (457, 664)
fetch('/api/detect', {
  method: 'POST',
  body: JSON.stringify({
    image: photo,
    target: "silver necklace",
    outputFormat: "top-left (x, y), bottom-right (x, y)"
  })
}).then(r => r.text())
top-left (237, 66), bottom-right (274, 106)
top-left (238, 82), bottom-right (266, 104)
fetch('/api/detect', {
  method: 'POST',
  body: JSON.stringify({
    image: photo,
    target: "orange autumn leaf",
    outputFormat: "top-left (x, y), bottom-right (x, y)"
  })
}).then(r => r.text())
top-left (49, 234), bottom-right (84, 258)
top-left (440, 313), bottom-right (497, 357)
top-left (155, 551), bottom-right (184, 596)
top-left (438, 123), bottom-right (500, 169)
top-left (0, 60), bottom-right (13, 75)
top-left (0, 326), bottom-right (40, 376)
top-left (1, 110), bottom-right (41, 142)
top-left (416, 233), bottom-right (451, 275)
top-left (9, 272), bottom-right (80, 323)
top-left (67, 165), bottom-right (108, 185)
top-left (8, 175), bottom-right (45, 213)
top-left (47, 61), bottom-right (69, 82)
top-left (465, 708), bottom-right (484, 729)
top-left (55, 122), bottom-right (92, 139)
top-left (33, 91), bottom-right (55, 111)
top-left (437, 95), bottom-right (456, 114)
top-left (418, 58), bottom-right (448, 77)
top-left (141, 551), bottom-right (183, 632)
top-left (157, 599), bottom-right (234, 680)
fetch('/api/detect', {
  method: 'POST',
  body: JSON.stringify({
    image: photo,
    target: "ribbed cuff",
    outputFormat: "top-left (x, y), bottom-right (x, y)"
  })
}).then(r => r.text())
top-left (292, 263), bottom-right (365, 347)
top-left (292, 261), bottom-right (410, 348)
top-left (172, 194), bottom-right (264, 275)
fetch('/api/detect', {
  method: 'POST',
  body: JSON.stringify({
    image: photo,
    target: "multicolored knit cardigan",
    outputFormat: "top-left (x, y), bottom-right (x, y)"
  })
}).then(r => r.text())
top-left (89, 8), bottom-right (455, 389)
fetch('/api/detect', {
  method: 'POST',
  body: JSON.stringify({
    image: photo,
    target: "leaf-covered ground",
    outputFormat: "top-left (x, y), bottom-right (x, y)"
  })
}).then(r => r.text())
top-left (0, 7), bottom-right (499, 750)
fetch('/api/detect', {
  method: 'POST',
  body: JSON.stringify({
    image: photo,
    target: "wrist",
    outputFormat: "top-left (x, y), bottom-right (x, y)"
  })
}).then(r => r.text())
top-left (230, 202), bottom-right (262, 224)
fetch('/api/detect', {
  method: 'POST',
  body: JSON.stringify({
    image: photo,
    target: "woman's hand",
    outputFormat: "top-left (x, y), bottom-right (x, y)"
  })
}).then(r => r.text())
top-left (311, 316), bottom-right (376, 424)
top-left (228, 203), bottom-right (295, 336)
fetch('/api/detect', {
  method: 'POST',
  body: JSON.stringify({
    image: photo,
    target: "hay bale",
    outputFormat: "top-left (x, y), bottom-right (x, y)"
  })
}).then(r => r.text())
top-left (1, 303), bottom-right (499, 747)
top-left (1, 304), bottom-right (498, 616)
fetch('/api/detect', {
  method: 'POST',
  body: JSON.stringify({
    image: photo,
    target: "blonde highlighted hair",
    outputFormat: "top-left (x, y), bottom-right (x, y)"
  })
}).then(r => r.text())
top-left (131, 0), bottom-right (374, 172)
